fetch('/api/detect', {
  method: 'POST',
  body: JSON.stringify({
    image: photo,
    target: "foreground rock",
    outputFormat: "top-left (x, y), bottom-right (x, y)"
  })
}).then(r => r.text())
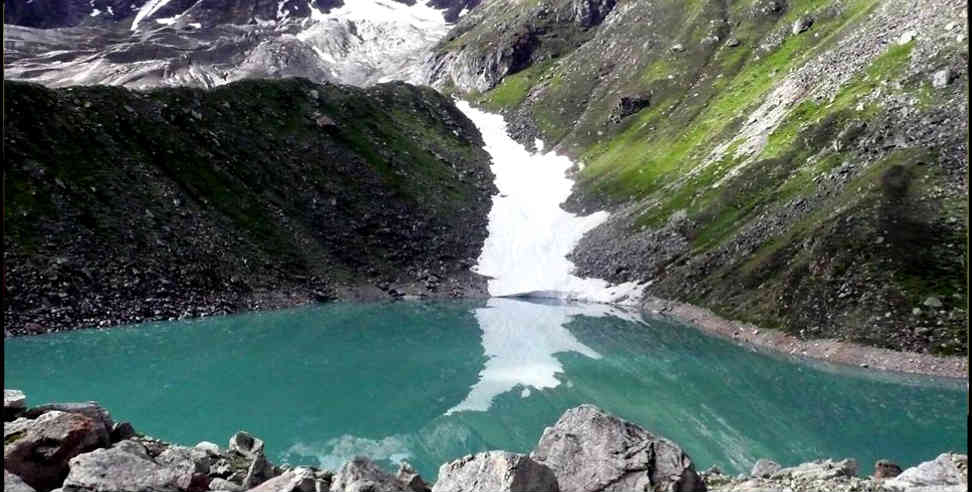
top-left (61, 447), bottom-right (206, 492)
top-left (433, 451), bottom-right (558, 492)
top-left (531, 404), bottom-right (705, 492)
top-left (2, 391), bottom-right (965, 492)
top-left (883, 453), bottom-right (968, 490)
top-left (706, 454), bottom-right (968, 492)
top-left (4, 411), bottom-right (109, 491)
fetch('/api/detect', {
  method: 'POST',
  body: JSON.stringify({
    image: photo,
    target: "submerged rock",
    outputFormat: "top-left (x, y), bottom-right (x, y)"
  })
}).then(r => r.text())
top-left (4, 411), bottom-right (109, 491)
top-left (530, 404), bottom-right (705, 492)
top-left (433, 451), bottom-right (558, 492)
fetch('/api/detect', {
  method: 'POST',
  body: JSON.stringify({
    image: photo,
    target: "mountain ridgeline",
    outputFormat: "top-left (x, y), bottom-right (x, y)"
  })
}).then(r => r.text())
top-left (426, 0), bottom-right (969, 355)
top-left (3, 79), bottom-right (495, 334)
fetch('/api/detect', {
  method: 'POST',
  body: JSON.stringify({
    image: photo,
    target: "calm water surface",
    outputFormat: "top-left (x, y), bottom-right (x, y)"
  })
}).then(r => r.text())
top-left (4, 299), bottom-right (966, 480)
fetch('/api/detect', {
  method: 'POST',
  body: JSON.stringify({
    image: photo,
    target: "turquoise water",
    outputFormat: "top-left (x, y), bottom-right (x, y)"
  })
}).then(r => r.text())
top-left (3, 298), bottom-right (966, 480)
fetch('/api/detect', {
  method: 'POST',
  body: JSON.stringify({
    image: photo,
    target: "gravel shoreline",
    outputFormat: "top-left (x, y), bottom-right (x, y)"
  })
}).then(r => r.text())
top-left (641, 296), bottom-right (969, 380)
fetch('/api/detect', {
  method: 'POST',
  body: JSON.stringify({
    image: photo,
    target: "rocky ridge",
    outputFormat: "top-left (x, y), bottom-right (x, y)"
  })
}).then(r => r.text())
top-left (428, 0), bottom-right (969, 356)
top-left (4, 78), bottom-right (496, 336)
top-left (3, 392), bottom-right (966, 492)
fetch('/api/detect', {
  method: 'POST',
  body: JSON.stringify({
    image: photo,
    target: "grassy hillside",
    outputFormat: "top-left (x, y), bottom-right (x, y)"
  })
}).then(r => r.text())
top-left (432, 0), bottom-right (968, 354)
top-left (4, 78), bottom-right (496, 334)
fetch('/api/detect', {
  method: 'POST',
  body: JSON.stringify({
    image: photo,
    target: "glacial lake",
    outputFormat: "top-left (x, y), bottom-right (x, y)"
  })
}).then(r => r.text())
top-left (3, 299), bottom-right (967, 480)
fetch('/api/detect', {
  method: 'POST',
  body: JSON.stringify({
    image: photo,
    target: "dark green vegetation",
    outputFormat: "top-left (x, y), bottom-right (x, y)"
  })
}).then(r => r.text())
top-left (433, 0), bottom-right (968, 354)
top-left (4, 78), bottom-right (496, 334)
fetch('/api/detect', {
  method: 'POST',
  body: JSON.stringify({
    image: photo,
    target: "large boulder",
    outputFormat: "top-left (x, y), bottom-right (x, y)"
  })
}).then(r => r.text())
top-left (229, 431), bottom-right (266, 460)
top-left (61, 447), bottom-right (205, 492)
top-left (4, 389), bottom-right (27, 421)
top-left (5, 469), bottom-right (37, 492)
top-left (4, 411), bottom-right (109, 491)
top-left (432, 451), bottom-right (558, 492)
top-left (530, 405), bottom-right (705, 492)
top-left (883, 453), bottom-right (967, 489)
top-left (23, 402), bottom-right (114, 436)
top-left (156, 446), bottom-right (212, 476)
top-left (329, 457), bottom-right (409, 492)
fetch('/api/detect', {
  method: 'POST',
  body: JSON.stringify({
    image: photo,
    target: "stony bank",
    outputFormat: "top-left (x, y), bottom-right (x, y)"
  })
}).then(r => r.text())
top-left (3, 389), bottom-right (967, 492)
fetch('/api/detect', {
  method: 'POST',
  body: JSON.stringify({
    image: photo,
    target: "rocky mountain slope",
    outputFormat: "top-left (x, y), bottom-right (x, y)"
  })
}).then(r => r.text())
top-left (428, 0), bottom-right (969, 356)
top-left (4, 0), bottom-right (478, 88)
top-left (3, 78), bottom-right (495, 335)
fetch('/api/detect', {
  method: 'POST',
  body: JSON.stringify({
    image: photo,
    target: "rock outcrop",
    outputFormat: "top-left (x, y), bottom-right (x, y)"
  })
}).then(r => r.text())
top-left (433, 451), bottom-right (558, 492)
top-left (4, 411), bottom-right (109, 491)
top-left (883, 453), bottom-right (968, 490)
top-left (530, 404), bottom-right (705, 492)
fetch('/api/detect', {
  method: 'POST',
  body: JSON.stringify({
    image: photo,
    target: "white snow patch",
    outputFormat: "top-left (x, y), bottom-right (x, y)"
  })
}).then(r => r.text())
top-left (132, 0), bottom-right (175, 30)
top-left (457, 101), bottom-right (643, 304)
top-left (446, 297), bottom-right (641, 415)
top-left (90, 8), bottom-right (102, 17)
top-left (107, 6), bottom-right (114, 15)
top-left (188, 22), bottom-right (201, 29)
top-left (155, 16), bottom-right (177, 25)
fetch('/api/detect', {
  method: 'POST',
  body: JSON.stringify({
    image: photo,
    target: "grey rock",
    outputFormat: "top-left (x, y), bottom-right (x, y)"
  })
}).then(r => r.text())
top-left (397, 462), bottom-right (430, 492)
top-left (61, 447), bottom-right (194, 492)
top-left (572, 0), bottom-right (617, 28)
top-left (157, 445), bottom-right (211, 475)
top-left (249, 468), bottom-right (318, 492)
top-left (112, 439), bottom-right (151, 460)
top-left (726, 37), bottom-right (741, 47)
top-left (4, 389), bottom-right (27, 421)
top-left (110, 421), bottom-right (136, 442)
top-left (530, 404), bottom-right (705, 492)
top-left (792, 16), bottom-right (814, 35)
top-left (433, 451), bottom-right (557, 492)
top-left (194, 441), bottom-right (221, 455)
top-left (244, 453), bottom-right (276, 488)
top-left (751, 459), bottom-right (781, 477)
top-left (884, 453), bottom-right (967, 488)
top-left (932, 67), bottom-right (952, 89)
top-left (924, 296), bottom-right (944, 308)
top-left (4, 470), bottom-right (37, 492)
top-left (4, 411), bottom-right (110, 492)
top-left (330, 457), bottom-right (408, 492)
top-left (210, 478), bottom-right (244, 491)
top-left (671, 43), bottom-right (685, 52)
top-left (23, 402), bottom-right (114, 435)
top-left (229, 431), bottom-right (266, 459)
top-left (770, 458), bottom-right (856, 481)
top-left (874, 459), bottom-right (903, 479)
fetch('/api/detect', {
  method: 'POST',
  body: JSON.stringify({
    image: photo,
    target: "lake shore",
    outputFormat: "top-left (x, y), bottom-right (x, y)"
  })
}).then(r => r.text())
top-left (641, 296), bottom-right (968, 380)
